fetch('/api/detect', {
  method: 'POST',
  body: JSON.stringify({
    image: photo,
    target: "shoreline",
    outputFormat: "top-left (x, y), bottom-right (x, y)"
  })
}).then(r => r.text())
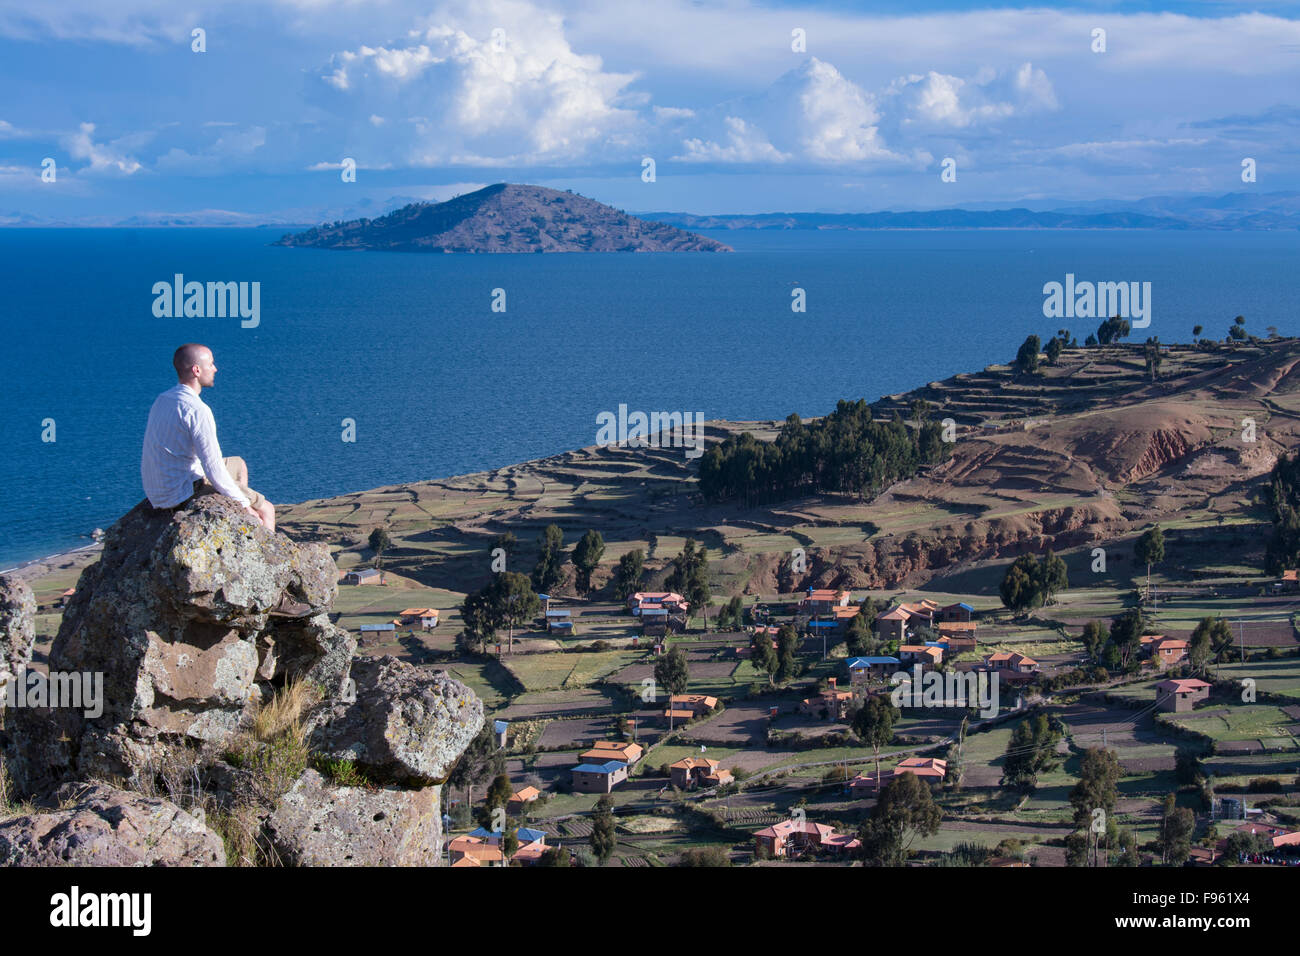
top-left (1, 541), bottom-right (103, 582)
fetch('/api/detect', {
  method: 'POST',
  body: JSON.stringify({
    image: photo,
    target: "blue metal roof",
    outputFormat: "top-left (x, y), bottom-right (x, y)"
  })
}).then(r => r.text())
top-left (806, 620), bottom-right (837, 628)
top-left (953, 602), bottom-right (974, 611)
top-left (573, 760), bottom-right (625, 775)
top-left (924, 641), bottom-right (946, 648)
top-left (545, 609), bottom-right (571, 617)
top-left (359, 623), bottom-right (395, 631)
top-left (516, 827), bottom-right (547, 843)
top-left (846, 656), bottom-right (901, 667)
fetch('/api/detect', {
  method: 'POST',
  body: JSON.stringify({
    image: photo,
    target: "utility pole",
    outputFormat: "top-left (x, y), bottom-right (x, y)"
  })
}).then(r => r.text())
top-left (1239, 622), bottom-right (1245, 664)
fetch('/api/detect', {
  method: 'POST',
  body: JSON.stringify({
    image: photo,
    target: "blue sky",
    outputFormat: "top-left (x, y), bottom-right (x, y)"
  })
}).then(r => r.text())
top-left (2, 0), bottom-right (1299, 220)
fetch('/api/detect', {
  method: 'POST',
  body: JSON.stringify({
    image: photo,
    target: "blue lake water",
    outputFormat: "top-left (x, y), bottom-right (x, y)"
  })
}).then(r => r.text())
top-left (2, 226), bottom-right (1298, 567)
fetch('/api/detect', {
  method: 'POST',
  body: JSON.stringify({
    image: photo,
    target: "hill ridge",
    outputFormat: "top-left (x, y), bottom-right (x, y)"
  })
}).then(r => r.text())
top-left (274, 183), bottom-right (732, 253)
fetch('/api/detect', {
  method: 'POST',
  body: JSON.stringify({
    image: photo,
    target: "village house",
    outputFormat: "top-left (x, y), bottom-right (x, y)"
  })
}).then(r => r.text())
top-left (874, 607), bottom-right (911, 643)
top-left (359, 622), bottom-right (396, 639)
top-left (1155, 677), bottom-right (1212, 713)
top-left (398, 607), bottom-right (439, 630)
top-left (898, 644), bottom-right (944, 666)
top-left (1140, 635), bottom-right (1188, 668)
top-left (510, 839), bottom-right (549, 866)
top-left (800, 588), bottom-right (852, 615)
top-left (899, 599), bottom-right (940, 627)
top-left (571, 759), bottom-right (628, 793)
top-left (799, 678), bottom-right (854, 720)
top-left (342, 567), bottom-right (382, 585)
top-left (753, 819), bottom-right (861, 859)
top-left (832, 605), bottom-right (862, 630)
top-left (578, 740), bottom-right (643, 766)
top-left (981, 651), bottom-right (1039, 683)
top-left (936, 621), bottom-right (978, 653)
top-left (1279, 569), bottom-right (1299, 593)
top-left (545, 608), bottom-right (574, 634)
top-left (452, 827), bottom-right (549, 866)
top-left (507, 785), bottom-right (541, 815)
top-left (1230, 822), bottom-right (1300, 850)
top-left (937, 602), bottom-right (974, 623)
top-left (846, 656), bottom-right (901, 683)
top-left (849, 757), bottom-right (948, 796)
top-left (663, 694), bottom-right (718, 725)
top-left (447, 835), bottom-right (505, 866)
top-left (669, 756), bottom-right (733, 789)
top-left (629, 591), bottom-right (689, 615)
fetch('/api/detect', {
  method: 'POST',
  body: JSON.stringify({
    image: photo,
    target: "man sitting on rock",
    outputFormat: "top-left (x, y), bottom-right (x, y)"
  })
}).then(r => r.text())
top-left (141, 343), bottom-right (276, 532)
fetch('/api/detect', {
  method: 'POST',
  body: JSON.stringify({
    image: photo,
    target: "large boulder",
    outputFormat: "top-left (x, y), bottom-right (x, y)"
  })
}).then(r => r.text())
top-left (265, 769), bottom-right (442, 866)
top-left (2, 492), bottom-right (484, 868)
top-left (3, 493), bottom-right (352, 797)
top-left (308, 656), bottom-right (484, 786)
top-left (0, 783), bottom-right (225, 866)
top-left (0, 575), bottom-right (36, 689)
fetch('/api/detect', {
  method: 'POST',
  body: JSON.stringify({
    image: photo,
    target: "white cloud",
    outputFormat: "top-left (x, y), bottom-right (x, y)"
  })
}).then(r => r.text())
top-left (678, 116), bottom-right (787, 164)
top-left (315, 1), bottom-right (642, 166)
top-left (675, 58), bottom-right (905, 166)
top-left (61, 123), bottom-right (143, 174)
top-left (154, 126), bottom-right (266, 173)
top-left (888, 62), bottom-right (1058, 129)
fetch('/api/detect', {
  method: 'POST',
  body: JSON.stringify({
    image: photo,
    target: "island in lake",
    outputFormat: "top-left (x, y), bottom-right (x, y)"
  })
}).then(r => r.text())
top-left (274, 182), bottom-right (732, 253)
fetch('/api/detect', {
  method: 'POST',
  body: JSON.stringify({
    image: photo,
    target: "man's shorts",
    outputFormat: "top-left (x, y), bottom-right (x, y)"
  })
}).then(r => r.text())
top-left (195, 456), bottom-right (266, 510)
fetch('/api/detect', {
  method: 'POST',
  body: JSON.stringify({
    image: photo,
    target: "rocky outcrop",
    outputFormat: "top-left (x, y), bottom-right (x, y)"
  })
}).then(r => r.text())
top-left (0, 782), bottom-right (225, 866)
top-left (265, 769), bottom-right (442, 866)
top-left (0, 491), bottom-right (482, 866)
top-left (0, 575), bottom-right (35, 691)
top-left (308, 656), bottom-right (482, 786)
top-left (4, 493), bottom-right (351, 795)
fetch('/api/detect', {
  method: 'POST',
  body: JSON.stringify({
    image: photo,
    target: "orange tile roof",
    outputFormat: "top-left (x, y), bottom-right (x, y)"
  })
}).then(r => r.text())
top-left (511, 840), bottom-right (548, 863)
top-left (1157, 678), bottom-right (1211, 691)
top-left (580, 741), bottom-right (643, 763)
top-left (670, 756), bottom-right (720, 771)
top-left (511, 786), bottom-right (541, 802)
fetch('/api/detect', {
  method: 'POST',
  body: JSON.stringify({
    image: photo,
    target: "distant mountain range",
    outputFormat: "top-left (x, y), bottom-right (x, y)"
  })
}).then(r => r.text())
top-left (643, 191), bottom-right (1300, 232)
top-left (5, 189), bottom-right (1298, 232)
top-left (273, 183), bottom-right (731, 253)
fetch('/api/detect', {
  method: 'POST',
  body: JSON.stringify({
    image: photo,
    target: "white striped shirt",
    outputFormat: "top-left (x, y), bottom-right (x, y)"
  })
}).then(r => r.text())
top-left (141, 383), bottom-right (250, 509)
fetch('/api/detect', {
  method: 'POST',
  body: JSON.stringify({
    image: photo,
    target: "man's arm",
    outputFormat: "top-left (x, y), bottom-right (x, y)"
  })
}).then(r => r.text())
top-left (190, 405), bottom-right (252, 508)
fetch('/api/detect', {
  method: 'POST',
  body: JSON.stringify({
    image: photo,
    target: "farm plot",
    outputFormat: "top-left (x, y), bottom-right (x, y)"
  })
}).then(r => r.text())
top-left (501, 688), bottom-right (618, 718)
top-left (1164, 705), bottom-right (1300, 749)
top-left (505, 649), bottom-right (643, 692)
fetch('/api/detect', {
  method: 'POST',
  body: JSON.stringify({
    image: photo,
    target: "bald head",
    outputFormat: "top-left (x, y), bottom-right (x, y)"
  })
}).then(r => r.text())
top-left (173, 344), bottom-right (217, 390)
